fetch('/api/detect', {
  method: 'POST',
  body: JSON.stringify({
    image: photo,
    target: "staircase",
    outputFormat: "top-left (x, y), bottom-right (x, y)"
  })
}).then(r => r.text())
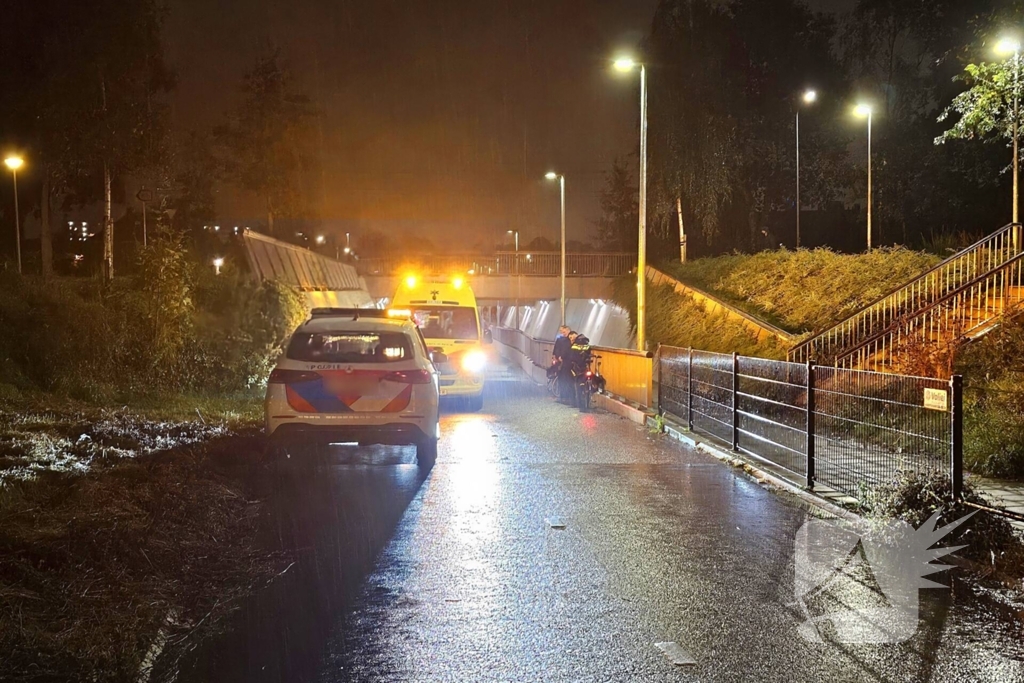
top-left (788, 224), bottom-right (1024, 372)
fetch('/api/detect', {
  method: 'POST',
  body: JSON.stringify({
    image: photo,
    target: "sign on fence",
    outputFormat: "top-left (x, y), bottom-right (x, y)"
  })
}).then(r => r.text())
top-left (923, 388), bottom-right (949, 411)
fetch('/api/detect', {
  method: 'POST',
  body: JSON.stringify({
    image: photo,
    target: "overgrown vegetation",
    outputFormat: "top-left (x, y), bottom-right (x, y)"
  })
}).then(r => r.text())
top-left (956, 315), bottom-right (1024, 480)
top-left (613, 278), bottom-right (787, 358)
top-left (0, 230), bottom-right (307, 404)
top-left (661, 248), bottom-right (940, 334)
top-left (0, 434), bottom-right (284, 682)
top-left (865, 471), bottom-right (1024, 576)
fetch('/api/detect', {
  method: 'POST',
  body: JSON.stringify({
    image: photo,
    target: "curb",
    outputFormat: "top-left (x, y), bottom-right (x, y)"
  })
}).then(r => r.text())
top-left (594, 392), bottom-right (650, 426)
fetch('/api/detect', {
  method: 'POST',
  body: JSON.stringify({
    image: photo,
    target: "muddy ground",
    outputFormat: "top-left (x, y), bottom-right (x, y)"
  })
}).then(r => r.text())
top-left (0, 398), bottom-right (284, 683)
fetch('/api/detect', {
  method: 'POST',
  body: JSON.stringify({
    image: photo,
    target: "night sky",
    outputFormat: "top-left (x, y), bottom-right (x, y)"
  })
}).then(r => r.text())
top-left (164, 0), bottom-right (852, 247)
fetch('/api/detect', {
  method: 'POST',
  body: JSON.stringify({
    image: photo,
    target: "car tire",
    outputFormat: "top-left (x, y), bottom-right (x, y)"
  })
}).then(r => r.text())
top-left (416, 439), bottom-right (438, 469)
top-left (465, 394), bottom-right (484, 412)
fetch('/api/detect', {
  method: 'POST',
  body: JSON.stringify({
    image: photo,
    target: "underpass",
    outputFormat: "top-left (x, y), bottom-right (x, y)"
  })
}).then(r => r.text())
top-left (176, 359), bottom-right (1024, 683)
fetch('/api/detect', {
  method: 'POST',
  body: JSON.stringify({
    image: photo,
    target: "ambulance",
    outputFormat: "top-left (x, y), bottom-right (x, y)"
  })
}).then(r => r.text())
top-left (390, 275), bottom-right (491, 411)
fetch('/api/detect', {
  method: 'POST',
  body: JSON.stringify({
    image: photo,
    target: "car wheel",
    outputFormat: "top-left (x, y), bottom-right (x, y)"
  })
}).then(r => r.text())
top-left (416, 439), bottom-right (438, 469)
top-left (465, 394), bottom-right (484, 412)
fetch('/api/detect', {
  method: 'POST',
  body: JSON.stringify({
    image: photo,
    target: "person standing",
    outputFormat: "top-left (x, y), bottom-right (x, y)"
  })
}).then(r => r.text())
top-left (551, 326), bottom-right (572, 401)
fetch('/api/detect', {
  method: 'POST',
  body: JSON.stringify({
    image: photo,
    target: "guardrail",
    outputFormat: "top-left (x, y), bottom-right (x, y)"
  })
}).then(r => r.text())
top-left (493, 327), bottom-right (653, 407)
top-left (242, 230), bottom-right (363, 291)
top-left (359, 252), bottom-right (635, 277)
top-left (659, 346), bottom-right (961, 501)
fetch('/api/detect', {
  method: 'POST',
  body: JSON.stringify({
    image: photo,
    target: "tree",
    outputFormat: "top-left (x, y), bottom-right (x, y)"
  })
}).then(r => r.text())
top-left (595, 159), bottom-right (638, 252)
top-left (937, 61), bottom-right (1019, 145)
top-left (645, 0), bottom-right (849, 252)
top-left (0, 0), bottom-right (174, 279)
top-left (216, 43), bottom-right (315, 236)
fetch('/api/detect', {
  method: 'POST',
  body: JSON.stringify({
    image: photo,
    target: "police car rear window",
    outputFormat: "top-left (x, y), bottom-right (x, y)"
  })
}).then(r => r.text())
top-left (287, 332), bottom-right (413, 363)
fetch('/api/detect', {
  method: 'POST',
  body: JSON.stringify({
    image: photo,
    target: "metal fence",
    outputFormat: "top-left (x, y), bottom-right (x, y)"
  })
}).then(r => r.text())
top-left (659, 346), bottom-right (961, 500)
top-left (358, 252), bottom-right (635, 277)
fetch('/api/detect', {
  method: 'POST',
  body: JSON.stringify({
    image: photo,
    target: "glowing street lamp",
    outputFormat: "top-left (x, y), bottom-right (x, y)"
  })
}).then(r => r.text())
top-left (4, 155), bottom-right (23, 274)
top-left (315, 234), bottom-right (326, 245)
top-left (213, 257), bottom-right (225, 275)
top-left (854, 103), bottom-right (874, 250)
top-left (612, 55), bottom-right (648, 351)
top-left (997, 37), bottom-right (1022, 227)
top-left (545, 171), bottom-right (567, 325)
top-left (796, 89), bottom-right (817, 248)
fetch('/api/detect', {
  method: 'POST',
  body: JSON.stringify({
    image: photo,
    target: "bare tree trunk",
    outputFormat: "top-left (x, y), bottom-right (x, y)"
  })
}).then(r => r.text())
top-left (676, 195), bottom-right (687, 263)
top-left (40, 176), bottom-right (52, 277)
top-left (103, 163), bottom-right (113, 281)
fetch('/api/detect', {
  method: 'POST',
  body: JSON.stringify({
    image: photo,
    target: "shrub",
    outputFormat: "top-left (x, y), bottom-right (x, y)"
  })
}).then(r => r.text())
top-left (866, 470), bottom-right (1024, 570)
top-left (0, 236), bottom-right (309, 401)
top-left (956, 315), bottom-right (1024, 479)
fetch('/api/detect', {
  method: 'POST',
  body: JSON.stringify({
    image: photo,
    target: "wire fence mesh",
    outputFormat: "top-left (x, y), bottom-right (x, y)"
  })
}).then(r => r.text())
top-left (658, 345), bottom-right (957, 501)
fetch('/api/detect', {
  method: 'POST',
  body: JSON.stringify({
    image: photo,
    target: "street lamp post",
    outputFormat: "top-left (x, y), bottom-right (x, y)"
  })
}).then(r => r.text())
top-left (507, 229), bottom-right (520, 329)
top-left (796, 90), bottom-right (817, 249)
top-left (545, 171), bottom-right (567, 326)
top-left (997, 39), bottom-right (1022, 242)
top-left (614, 57), bottom-right (648, 351)
top-left (854, 104), bottom-right (873, 250)
top-left (4, 156), bottom-right (24, 274)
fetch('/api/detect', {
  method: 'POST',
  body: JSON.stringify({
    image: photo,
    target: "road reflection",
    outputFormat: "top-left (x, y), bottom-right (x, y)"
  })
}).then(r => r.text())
top-left (174, 445), bottom-right (428, 683)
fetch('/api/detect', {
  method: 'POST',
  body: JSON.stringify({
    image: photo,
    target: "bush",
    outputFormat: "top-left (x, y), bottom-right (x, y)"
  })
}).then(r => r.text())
top-left (662, 247), bottom-right (940, 333)
top-left (0, 233), bottom-right (308, 401)
top-left (866, 471), bottom-right (1024, 570)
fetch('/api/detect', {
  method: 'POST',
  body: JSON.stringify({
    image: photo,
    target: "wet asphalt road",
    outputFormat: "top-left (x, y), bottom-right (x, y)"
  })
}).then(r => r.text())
top-left (179, 363), bottom-right (1024, 683)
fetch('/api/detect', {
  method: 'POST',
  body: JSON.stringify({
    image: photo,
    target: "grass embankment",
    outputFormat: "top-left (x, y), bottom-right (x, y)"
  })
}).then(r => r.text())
top-left (660, 247), bottom-right (941, 334)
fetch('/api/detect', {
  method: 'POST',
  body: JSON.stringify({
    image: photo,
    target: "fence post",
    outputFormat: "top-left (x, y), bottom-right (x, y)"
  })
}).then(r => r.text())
top-left (654, 344), bottom-right (662, 415)
top-left (950, 374), bottom-right (963, 499)
top-left (687, 348), bottom-right (694, 431)
top-left (732, 352), bottom-right (739, 452)
top-left (806, 361), bottom-right (816, 490)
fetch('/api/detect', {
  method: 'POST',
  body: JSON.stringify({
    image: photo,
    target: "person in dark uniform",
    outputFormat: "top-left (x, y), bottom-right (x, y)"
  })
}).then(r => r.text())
top-left (551, 326), bottom-right (572, 401)
top-left (556, 330), bottom-right (579, 402)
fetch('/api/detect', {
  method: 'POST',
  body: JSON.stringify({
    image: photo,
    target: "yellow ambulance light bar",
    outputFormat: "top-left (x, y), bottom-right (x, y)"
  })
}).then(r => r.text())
top-left (387, 308), bottom-right (412, 319)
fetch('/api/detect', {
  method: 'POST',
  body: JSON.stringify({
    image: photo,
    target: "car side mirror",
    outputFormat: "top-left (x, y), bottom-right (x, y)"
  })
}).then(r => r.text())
top-left (483, 329), bottom-right (493, 344)
top-left (430, 350), bottom-right (449, 365)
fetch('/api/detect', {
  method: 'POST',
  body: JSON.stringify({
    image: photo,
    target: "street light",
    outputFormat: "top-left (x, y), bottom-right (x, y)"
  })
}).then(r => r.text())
top-left (4, 156), bottom-right (23, 274)
top-left (796, 90), bottom-right (817, 249)
top-left (854, 103), bottom-right (874, 250)
top-left (213, 257), bottom-right (224, 275)
top-left (315, 234), bottom-right (326, 245)
top-left (997, 38), bottom-right (1022, 229)
top-left (613, 55), bottom-right (648, 351)
top-left (545, 171), bottom-right (567, 326)
top-left (507, 229), bottom-right (520, 329)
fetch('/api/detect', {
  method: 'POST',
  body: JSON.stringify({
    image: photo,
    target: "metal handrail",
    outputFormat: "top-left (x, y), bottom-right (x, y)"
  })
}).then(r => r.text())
top-left (790, 223), bottom-right (1019, 364)
top-left (827, 250), bottom-right (1024, 368)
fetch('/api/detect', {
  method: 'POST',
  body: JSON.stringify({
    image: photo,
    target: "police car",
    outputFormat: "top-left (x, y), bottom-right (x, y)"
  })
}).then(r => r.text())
top-left (264, 308), bottom-right (441, 467)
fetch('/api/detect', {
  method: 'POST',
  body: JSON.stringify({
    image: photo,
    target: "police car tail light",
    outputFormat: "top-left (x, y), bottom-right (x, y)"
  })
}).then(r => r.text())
top-left (383, 369), bottom-right (433, 384)
top-left (268, 369), bottom-right (320, 384)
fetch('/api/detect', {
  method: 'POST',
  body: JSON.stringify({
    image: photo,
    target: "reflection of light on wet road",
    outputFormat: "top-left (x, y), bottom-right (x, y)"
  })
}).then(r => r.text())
top-left (446, 415), bottom-right (500, 527)
top-left (439, 414), bottom-right (505, 618)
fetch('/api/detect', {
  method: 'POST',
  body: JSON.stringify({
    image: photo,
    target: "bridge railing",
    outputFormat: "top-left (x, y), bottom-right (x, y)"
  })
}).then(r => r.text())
top-left (359, 252), bottom-right (635, 277)
top-left (492, 327), bottom-right (653, 407)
